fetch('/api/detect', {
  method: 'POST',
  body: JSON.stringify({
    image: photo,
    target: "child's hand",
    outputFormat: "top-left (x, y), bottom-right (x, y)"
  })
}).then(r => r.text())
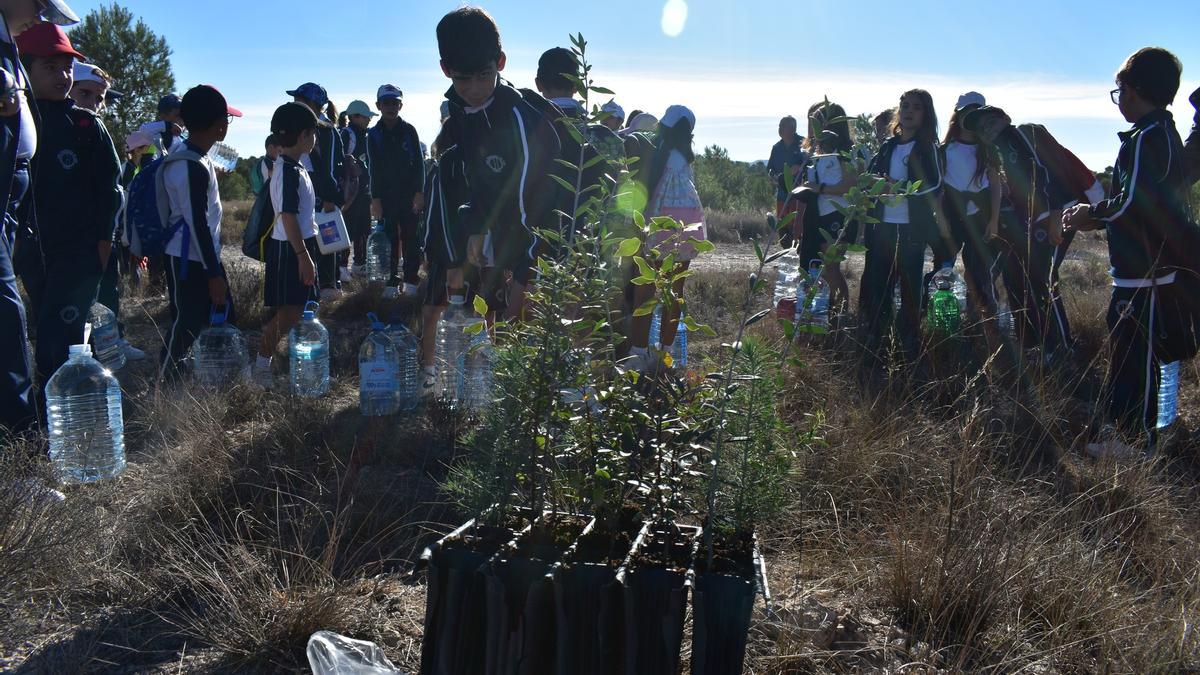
top-left (299, 253), bottom-right (317, 286)
top-left (1063, 204), bottom-right (1098, 233)
top-left (0, 69), bottom-right (18, 118)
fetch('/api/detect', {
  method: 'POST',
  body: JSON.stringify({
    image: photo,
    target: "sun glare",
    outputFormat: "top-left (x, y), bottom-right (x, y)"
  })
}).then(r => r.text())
top-left (661, 0), bottom-right (688, 37)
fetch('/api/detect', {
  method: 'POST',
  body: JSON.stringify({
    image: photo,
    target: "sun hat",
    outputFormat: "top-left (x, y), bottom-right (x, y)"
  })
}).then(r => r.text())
top-left (345, 100), bottom-right (376, 118)
top-left (660, 104), bottom-right (695, 129)
top-left (955, 91), bottom-right (986, 111)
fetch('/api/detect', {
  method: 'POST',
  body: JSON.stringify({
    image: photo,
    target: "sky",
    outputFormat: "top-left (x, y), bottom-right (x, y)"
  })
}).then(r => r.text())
top-left (66, 0), bottom-right (1200, 171)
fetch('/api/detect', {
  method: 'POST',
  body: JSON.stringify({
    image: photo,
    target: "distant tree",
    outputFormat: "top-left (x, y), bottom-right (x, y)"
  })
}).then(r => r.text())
top-left (693, 145), bottom-right (773, 212)
top-left (70, 3), bottom-right (175, 144)
top-left (217, 171), bottom-right (251, 202)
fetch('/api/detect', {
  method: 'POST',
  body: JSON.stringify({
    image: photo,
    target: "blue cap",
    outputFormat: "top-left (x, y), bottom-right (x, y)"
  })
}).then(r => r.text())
top-left (368, 312), bottom-right (385, 331)
top-left (287, 82), bottom-right (328, 107)
top-left (157, 94), bottom-right (181, 112)
top-left (376, 84), bottom-right (403, 101)
top-left (302, 300), bottom-right (320, 320)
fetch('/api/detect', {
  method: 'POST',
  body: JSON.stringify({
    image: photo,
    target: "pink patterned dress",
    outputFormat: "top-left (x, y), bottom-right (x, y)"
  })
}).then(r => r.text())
top-left (646, 150), bottom-right (707, 261)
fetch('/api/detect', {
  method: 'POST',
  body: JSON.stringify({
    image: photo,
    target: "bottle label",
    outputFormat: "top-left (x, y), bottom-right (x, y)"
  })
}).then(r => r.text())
top-left (93, 324), bottom-right (120, 354)
top-left (361, 363), bottom-right (397, 394)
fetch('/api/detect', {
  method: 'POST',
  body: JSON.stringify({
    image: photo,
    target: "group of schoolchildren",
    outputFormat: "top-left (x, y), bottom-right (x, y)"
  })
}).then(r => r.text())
top-left (771, 47), bottom-right (1200, 457)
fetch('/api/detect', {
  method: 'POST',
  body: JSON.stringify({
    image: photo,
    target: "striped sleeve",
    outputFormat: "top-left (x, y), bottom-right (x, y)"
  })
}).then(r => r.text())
top-left (281, 164), bottom-right (301, 215)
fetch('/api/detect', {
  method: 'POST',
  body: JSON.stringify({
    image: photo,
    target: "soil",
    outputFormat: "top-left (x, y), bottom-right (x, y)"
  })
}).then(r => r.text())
top-left (514, 516), bottom-right (588, 563)
top-left (694, 530), bottom-right (756, 578)
top-left (629, 522), bottom-right (698, 573)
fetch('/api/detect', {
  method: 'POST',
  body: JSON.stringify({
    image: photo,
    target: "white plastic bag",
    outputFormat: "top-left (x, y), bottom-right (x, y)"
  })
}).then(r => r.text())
top-left (306, 630), bottom-right (404, 675)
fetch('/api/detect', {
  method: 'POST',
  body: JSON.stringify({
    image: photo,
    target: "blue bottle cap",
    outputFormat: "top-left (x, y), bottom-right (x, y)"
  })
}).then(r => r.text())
top-left (368, 311), bottom-right (385, 331)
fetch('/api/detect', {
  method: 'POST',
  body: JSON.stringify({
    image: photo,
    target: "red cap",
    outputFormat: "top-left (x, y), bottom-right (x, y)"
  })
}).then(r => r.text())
top-left (15, 23), bottom-right (85, 60)
top-left (210, 85), bottom-right (243, 118)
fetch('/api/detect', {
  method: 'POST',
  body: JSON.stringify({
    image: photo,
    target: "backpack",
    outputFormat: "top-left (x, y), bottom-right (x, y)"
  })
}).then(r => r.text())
top-left (249, 157), bottom-right (266, 196)
top-left (241, 186), bottom-right (276, 261)
top-left (125, 149), bottom-right (203, 258)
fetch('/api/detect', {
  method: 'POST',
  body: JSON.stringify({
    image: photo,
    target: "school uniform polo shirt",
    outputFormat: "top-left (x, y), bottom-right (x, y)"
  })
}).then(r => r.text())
top-left (270, 154), bottom-right (317, 240)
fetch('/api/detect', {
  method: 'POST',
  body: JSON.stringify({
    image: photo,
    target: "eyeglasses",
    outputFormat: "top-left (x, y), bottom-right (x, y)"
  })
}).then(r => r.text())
top-left (1110, 87), bottom-right (1122, 105)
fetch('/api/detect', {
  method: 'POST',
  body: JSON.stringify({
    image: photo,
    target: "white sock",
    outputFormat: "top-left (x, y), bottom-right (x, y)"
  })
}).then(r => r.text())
top-left (256, 355), bottom-right (272, 369)
top-left (422, 365), bottom-right (436, 376)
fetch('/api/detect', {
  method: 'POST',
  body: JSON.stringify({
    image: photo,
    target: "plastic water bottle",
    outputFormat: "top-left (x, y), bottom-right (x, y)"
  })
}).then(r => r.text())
top-left (437, 295), bottom-right (473, 403)
top-left (927, 264), bottom-right (966, 335)
top-left (773, 248), bottom-right (801, 314)
top-left (359, 313), bottom-right (400, 416)
top-left (365, 219), bottom-right (391, 284)
top-left (1157, 361), bottom-right (1180, 430)
top-left (46, 344), bottom-right (125, 482)
top-left (461, 329), bottom-right (493, 412)
top-left (289, 301), bottom-right (330, 397)
top-left (385, 323), bottom-right (420, 411)
top-left (798, 265), bottom-right (830, 331)
top-left (648, 305), bottom-right (688, 367)
top-left (193, 308), bottom-right (247, 387)
top-left (995, 299), bottom-right (1016, 337)
top-left (88, 303), bottom-right (125, 371)
top-left (928, 263), bottom-right (967, 312)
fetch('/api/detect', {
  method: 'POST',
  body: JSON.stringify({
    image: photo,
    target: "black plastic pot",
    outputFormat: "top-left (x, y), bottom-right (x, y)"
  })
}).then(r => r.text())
top-left (552, 514), bottom-right (641, 675)
top-left (618, 521), bottom-right (701, 675)
top-left (690, 533), bottom-right (769, 675)
top-left (419, 517), bottom-right (517, 675)
top-left (483, 513), bottom-right (587, 675)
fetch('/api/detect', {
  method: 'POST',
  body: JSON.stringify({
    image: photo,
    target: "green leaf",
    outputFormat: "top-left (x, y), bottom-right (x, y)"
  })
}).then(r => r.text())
top-left (632, 211), bottom-right (647, 230)
top-left (464, 321), bottom-right (485, 335)
top-left (473, 294), bottom-right (489, 317)
top-left (692, 239), bottom-right (716, 254)
top-left (554, 158), bottom-right (581, 172)
top-left (616, 237), bottom-right (642, 258)
top-left (549, 174), bottom-right (578, 193)
top-left (744, 308), bottom-right (772, 327)
top-left (845, 244), bottom-right (868, 253)
top-left (633, 298), bottom-right (659, 317)
top-left (764, 249), bottom-right (789, 265)
top-left (632, 255), bottom-right (654, 279)
top-left (779, 317), bottom-right (797, 341)
top-left (590, 86), bottom-right (615, 95)
top-left (753, 239), bottom-right (764, 263)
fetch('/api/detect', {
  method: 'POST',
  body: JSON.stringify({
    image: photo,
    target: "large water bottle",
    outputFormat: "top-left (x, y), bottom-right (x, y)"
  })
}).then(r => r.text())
top-left (46, 344), bottom-right (125, 482)
top-left (773, 248), bottom-right (801, 317)
top-left (437, 295), bottom-right (473, 403)
top-left (1157, 361), bottom-right (1180, 430)
top-left (88, 303), bottom-right (125, 371)
top-left (193, 307), bottom-right (247, 387)
top-left (365, 219), bottom-right (391, 284)
top-left (359, 313), bottom-right (400, 416)
top-left (289, 301), bottom-right (330, 397)
top-left (927, 264), bottom-right (966, 335)
top-left (798, 264), bottom-right (830, 331)
top-left (461, 329), bottom-right (493, 412)
top-left (385, 323), bottom-right (421, 411)
top-left (648, 305), bottom-right (688, 367)
top-left (927, 263), bottom-right (967, 312)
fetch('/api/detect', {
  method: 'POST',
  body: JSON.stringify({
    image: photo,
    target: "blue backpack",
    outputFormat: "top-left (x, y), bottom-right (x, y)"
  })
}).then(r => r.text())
top-left (124, 149), bottom-right (202, 258)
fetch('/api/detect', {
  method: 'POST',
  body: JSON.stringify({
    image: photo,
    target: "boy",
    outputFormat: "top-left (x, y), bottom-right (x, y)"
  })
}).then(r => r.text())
top-left (1063, 47), bottom-right (1191, 457)
top-left (68, 60), bottom-right (109, 112)
top-left (342, 99), bottom-right (374, 276)
top-left (436, 7), bottom-right (561, 319)
top-left (367, 83), bottom-right (423, 298)
top-left (137, 94), bottom-right (184, 158)
top-left (767, 115), bottom-right (807, 225)
top-left (13, 22), bottom-right (121, 391)
top-left (251, 134), bottom-right (279, 197)
top-left (159, 84), bottom-right (241, 379)
top-left (254, 102), bottom-right (320, 389)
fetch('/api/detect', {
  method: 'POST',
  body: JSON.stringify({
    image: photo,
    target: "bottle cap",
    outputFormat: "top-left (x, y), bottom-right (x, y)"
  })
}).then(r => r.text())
top-left (449, 295), bottom-right (466, 305)
top-left (368, 311), bottom-right (384, 331)
top-left (69, 344), bottom-right (93, 357)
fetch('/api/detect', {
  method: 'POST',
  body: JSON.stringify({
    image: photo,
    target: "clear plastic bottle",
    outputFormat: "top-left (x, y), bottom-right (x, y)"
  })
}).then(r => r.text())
top-left (1157, 361), bottom-right (1180, 430)
top-left (385, 323), bottom-right (421, 411)
top-left (88, 303), bottom-right (125, 371)
top-left (436, 295), bottom-right (473, 404)
top-left (798, 264), bottom-right (830, 331)
top-left (773, 248), bottom-right (801, 314)
top-left (364, 219), bottom-right (391, 284)
top-left (46, 344), bottom-right (125, 482)
top-left (648, 305), bottom-right (688, 366)
top-left (359, 313), bottom-right (400, 416)
top-left (193, 308), bottom-right (247, 387)
top-left (461, 329), bottom-right (493, 412)
top-left (288, 302), bottom-right (330, 397)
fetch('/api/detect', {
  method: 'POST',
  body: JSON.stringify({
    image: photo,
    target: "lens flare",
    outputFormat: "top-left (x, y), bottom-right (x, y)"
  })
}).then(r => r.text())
top-left (661, 0), bottom-right (688, 37)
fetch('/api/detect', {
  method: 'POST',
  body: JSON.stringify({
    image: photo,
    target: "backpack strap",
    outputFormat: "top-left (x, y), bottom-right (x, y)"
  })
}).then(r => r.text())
top-left (155, 149), bottom-right (204, 278)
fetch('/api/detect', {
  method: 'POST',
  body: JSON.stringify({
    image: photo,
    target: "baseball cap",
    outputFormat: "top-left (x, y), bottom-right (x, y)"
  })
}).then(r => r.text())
top-left (125, 130), bottom-right (153, 152)
top-left (39, 0), bottom-right (80, 26)
top-left (180, 85), bottom-right (242, 131)
top-left (660, 104), bottom-right (695, 129)
top-left (157, 94), bottom-right (182, 113)
top-left (286, 82), bottom-right (329, 107)
top-left (601, 100), bottom-right (625, 121)
top-left (625, 112), bottom-right (659, 133)
top-left (271, 101), bottom-right (319, 136)
top-left (537, 47), bottom-right (578, 86)
top-left (376, 84), bottom-right (403, 101)
top-left (72, 61), bottom-right (110, 85)
top-left (955, 91), bottom-right (986, 111)
top-left (345, 100), bottom-right (376, 118)
top-left (15, 23), bottom-right (84, 59)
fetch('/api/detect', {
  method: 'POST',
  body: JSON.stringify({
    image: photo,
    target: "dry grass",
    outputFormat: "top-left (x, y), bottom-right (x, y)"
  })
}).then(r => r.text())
top-left (2, 230), bottom-right (1199, 672)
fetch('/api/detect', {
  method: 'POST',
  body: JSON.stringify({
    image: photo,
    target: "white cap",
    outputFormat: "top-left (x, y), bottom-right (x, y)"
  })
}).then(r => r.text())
top-left (625, 112), bottom-right (659, 133)
top-left (73, 60), bottom-right (108, 86)
top-left (956, 91), bottom-right (986, 111)
top-left (601, 100), bottom-right (625, 121)
top-left (125, 130), bottom-right (153, 152)
top-left (660, 104), bottom-right (695, 129)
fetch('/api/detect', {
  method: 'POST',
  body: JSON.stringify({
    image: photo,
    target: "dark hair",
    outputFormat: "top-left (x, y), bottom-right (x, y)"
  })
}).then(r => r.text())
top-left (780, 115), bottom-right (797, 128)
top-left (271, 102), bottom-right (318, 148)
top-left (324, 101), bottom-right (339, 124)
top-left (624, 109), bottom-right (644, 129)
top-left (1116, 47), bottom-right (1182, 108)
top-left (944, 106), bottom-right (998, 187)
top-left (536, 47), bottom-right (578, 93)
top-left (892, 89), bottom-right (938, 145)
top-left (873, 108), bottom-right (893, 127)
top-left (437, 6), bottom-right (502, 73)
top-left (265, 134), bottom-right (279, 149)
top-left (179, 85), bottom-right (228, 133)
top-left (659, 118), bottom-right (695, 164)
top-left (803, 101), bottom-right (852, 154)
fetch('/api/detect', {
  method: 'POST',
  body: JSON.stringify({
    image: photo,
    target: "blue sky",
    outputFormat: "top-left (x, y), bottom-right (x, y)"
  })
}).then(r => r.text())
top-left (67, 0), bottom-right (1200, 170)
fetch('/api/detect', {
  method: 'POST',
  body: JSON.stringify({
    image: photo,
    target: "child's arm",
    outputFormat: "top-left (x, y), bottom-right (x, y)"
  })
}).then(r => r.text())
top-left (281, 212), bottom-right (315, 286)
top-left (91, 118), bottom-right (124, 269)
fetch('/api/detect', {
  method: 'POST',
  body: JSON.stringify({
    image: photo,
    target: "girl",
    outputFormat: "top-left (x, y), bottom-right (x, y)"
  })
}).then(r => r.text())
top-left (938, 95), bottom-right (1002, 324)
top-left (628, 104), bottom-right (707, 369)
top-left (288, 83), bottom-right (346, 298)
top-left (793, 100), bottom-right (859, 314)
top-left (859, 89), bottom-right (944, 358)
top-left (254, 103), bottom-right (320, 389)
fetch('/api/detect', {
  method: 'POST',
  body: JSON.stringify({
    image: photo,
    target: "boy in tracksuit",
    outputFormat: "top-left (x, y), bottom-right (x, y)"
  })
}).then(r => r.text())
top-left (367, 84), bottom-right (424, 298)
top-left (14, 23), bottom-right (120, 391)
top-left (341, 100), bottom-right (374, 276)
top-left (963, 106), bottom-right (1083, 359)
top-left (1064, 48), bottom-right (1192, 456)
top-left (436, 7), bottom-right (562, 320)
top-left (159, 85), bottom-right (241, 378)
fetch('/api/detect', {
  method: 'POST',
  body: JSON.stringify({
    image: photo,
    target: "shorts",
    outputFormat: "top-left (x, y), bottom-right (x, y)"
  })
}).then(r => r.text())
top-left (800, 211), bottom-right (857, 267)
top-left (264, 237), bottom-right (320, 307)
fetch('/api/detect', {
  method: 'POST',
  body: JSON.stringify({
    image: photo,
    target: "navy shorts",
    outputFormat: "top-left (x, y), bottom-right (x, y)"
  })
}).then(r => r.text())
top-left (264, 237), bottom-right (320, 307)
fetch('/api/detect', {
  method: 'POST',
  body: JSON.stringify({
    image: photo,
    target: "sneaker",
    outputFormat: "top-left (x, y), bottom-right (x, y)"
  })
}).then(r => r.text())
top-left (352, 264), bottom-right (366, 278)
top-left (1085, 426), bottom-right (1142, 460)
top-left (252, 363), bottom-right (274, 390)
top-left (420, 371), bottom-right (437, 398)
top-left (320, 287), bottom-right (344, 301)
top-left (339, 267), bottom-right (352, 283)
top-left (382, 287), bottom-right (399, 299)
top-left (120, 339), bottom-right (147, 361)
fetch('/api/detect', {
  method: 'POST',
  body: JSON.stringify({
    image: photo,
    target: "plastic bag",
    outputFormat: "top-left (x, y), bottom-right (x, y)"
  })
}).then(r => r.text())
top-left (306, 630), bottom-right (404, 675)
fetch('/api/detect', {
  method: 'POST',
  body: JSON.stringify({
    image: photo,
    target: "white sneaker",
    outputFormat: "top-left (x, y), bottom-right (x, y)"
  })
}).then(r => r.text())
top-left (252, 363), bottom-right (274, 390)
top-left (339, 267), bottom-right (352, 283)
top-left (352, 264), bottom-right (366, 278)
top-left (420, 370), bottom-right (437, 398)
top-left (382, 287), bottom-right (399, 299)
top-left (120, 339), bottom-right (147, 361)
top-left (402, 282), bottom-right (420, 298)
top-left (320, 287), bottom-right (344, 301)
